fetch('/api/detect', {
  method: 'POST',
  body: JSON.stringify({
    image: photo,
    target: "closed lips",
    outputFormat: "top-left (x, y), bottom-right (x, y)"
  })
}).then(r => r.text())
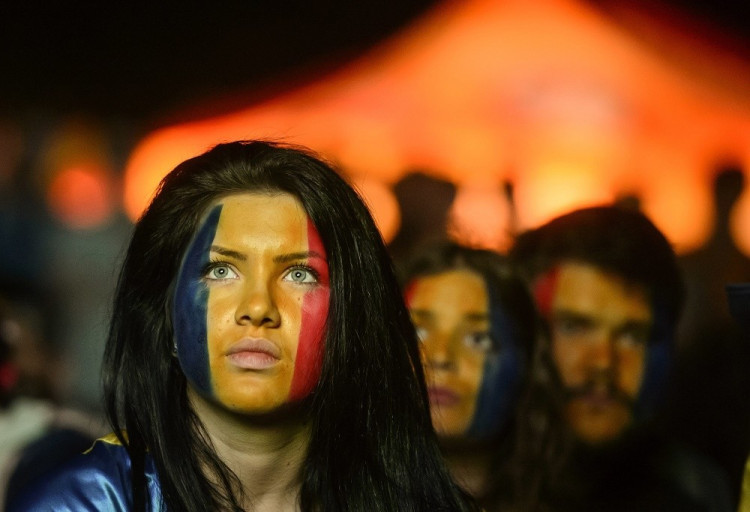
top-left (226, 338), bottom-right (281, 369)
top-left (428, 386), bottom-right (461, 406)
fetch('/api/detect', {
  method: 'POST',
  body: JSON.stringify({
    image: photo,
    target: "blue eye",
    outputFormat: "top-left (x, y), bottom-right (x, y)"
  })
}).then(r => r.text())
top-left (463, 332), bottom-right (494, 353)
top-left (283, 266), bottom-right (318, 284)
top-left (204, 263), bottom-right (238, 281)
top-left (616, 326), bottom-right (649, 348)
top-left (414, 326), bottom-right (429, 342)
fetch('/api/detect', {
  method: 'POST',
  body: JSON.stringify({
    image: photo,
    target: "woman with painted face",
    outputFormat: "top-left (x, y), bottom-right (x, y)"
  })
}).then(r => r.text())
top-left (9, 141), bottom-right (480, 512)
top-left (399, 242), bottom-right (537, 511)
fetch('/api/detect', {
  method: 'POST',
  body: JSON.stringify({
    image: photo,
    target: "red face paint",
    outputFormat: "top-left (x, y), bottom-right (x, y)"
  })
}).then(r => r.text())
top-left (288, 219), bottom-right (330, 401)
top-left (533, 266), bottom-right (560, 318)
top-left (403, 280), bottom-right (417, 308)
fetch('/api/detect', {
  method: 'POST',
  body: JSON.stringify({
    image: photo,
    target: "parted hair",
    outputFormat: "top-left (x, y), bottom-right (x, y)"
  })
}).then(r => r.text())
top-left (102, 140), bottom-right (478, 511)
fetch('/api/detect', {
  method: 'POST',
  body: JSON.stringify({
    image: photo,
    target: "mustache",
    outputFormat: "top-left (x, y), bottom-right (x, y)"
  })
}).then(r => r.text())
top-left (563, 377), bottom-right (636, 408)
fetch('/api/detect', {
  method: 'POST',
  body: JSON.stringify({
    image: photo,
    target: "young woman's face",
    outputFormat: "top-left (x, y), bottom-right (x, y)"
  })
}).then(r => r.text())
top-left (173, 192), bottom-right (330, 415)
top-left (407, 270), bottom-right (492, 437)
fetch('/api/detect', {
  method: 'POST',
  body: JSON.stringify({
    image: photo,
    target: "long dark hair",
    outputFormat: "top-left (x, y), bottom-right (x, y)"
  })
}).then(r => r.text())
top-left (506, 205), bottom-right (686, 511)
top-left (102, 141), bottom-right (478, 511)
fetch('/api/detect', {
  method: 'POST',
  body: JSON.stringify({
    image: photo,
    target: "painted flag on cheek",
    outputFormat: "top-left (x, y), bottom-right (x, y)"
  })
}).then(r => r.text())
top-left (288, 219), bottom-right (330, 402)
top-left (172, 205), bottom-right (223, 396)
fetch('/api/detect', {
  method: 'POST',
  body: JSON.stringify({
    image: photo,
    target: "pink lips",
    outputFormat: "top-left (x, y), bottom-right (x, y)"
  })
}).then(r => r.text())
top-left (226, 338), bottom-right (281, 370)
top-left (428, 386), bottom-right (461, 406)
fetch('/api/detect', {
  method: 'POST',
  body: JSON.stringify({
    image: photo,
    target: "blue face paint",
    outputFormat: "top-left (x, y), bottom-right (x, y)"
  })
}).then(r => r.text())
top-left (173, 205), bottom-right (223, 395)
top-left (635, 298), bottom-right (672, 419)
top-left (466, 281), bottom-right (523, 439)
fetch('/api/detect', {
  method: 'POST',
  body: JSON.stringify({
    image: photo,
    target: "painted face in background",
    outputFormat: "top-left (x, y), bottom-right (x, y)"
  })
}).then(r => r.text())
top-left (407, 270), bottom-right (520, 439)
top-left (536, 261), bottom-right (651, 445)
top-left (173, 192), bottom-right (330, 415)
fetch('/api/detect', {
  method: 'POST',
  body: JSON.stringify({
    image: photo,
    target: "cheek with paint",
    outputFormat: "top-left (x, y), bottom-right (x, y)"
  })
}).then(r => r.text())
top-left (403, 281), bottom-right (416, 309)
top-left (532, 267), bottom-right (560, 319)
top-left (466, 288), bottom-right (523, 440)
top-left (635, 302), bottom-right (671, 420)
top-left (287, 219), bottom-right (330, 402)
top-left (172, 205), bottom-right (222, 396)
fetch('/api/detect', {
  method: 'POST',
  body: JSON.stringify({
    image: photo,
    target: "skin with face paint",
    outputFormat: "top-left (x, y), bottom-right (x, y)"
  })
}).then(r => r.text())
top-left (544, 261), bottom-right (651, 445)
top-left (407, 270), bottom-right (492, 437)
top-left (174, 192), bottom-right (329, 416)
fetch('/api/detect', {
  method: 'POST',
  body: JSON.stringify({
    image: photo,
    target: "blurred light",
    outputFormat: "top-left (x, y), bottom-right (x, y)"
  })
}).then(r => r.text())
top-left (515, 159), bottom-right (616, 229)
top-left (350, 176), bottom-right (401, 242)
top-left (448, 183), bottom-right (511, 250)
top-left (639, 169), bottom-right (711, 253)
top-left (46, 164), bottom-right (115, 230)
top-left (123, 129), bottom-right (212, 221)
top-left (121, 0), bottom-right (750, 254)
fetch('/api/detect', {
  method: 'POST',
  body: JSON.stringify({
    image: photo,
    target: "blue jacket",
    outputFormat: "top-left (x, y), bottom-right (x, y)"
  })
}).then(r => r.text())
top-left (8, 434), bottom-right (163, 511)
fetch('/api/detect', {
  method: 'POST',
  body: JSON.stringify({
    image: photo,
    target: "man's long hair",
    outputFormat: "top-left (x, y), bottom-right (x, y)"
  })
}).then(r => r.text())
top-left (102, 141), bottom-right (478, 511)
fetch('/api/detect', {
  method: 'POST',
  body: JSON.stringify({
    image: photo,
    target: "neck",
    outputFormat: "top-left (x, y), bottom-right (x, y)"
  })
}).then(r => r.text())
top-left (189, 389), bottom-right (311, 512)
top-left (440, 438), bottom-right (495, 499)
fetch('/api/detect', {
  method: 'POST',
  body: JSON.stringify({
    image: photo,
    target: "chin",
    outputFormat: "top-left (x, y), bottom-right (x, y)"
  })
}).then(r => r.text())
top-left (570, 417), bottom-right (633, 447)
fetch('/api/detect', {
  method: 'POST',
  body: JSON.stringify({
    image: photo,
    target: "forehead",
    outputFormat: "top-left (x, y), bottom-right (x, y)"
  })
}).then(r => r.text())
top-left (409, 270), bottom-right (488, 313)
top-left (552, 261), bottom-right (652, 322)
top-left (207, 192), bottom-right (309, 246)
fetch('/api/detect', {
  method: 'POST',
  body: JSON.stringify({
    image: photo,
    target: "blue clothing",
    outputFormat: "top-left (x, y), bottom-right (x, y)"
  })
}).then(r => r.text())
top-left (7, 434), bottom-right (163, 511)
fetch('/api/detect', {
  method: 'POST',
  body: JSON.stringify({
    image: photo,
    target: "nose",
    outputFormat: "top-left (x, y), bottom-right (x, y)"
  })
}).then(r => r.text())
top-left (423, 333), bottom-right (457, 371)
top-left (235, 279), bottom-right (281, 328)
top-left (586, 332), bottom-right (616, 377)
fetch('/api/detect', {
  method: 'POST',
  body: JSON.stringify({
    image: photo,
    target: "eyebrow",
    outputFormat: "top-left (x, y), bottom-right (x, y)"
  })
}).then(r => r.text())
top-left (409, 309), bottom-right (489, 322)
top-left (464, 312), bottom-right (490, 322)
top-left (273, 251), bottom-right (326, 263)
top-left (551, 309), bottom-right (595, 325)
top-left (209, 246), bottom-right (326, 263)
top-left (210, 246), bottom-right (246, 261)
top-left (410, 309), bottom-right (433, 319)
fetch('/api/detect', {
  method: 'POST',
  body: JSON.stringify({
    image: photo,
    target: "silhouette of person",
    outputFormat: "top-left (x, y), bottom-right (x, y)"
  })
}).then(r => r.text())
top-left (388, 172), bottom-right (457, 263)
top-left (674, 164), bottom-right (750, 498)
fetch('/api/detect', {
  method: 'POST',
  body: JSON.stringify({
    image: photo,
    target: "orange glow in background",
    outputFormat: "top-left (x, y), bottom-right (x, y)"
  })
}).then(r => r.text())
top-left (39, 119), bottom-right (118, 230)
top-left (120, 0), bottom-right (750, 253)
top-left (47, 164), bottom-right (115, 230)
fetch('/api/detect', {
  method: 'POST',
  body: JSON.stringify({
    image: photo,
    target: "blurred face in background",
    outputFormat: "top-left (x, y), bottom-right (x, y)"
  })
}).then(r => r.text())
top-left (535, 261), bottom-right (651, 445)
top-left (407, 270), bottom-right (493, 437)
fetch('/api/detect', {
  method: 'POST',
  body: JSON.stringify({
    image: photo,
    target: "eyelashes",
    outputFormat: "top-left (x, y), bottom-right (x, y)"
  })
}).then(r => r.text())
top-left (282, 264), bottom-right (321, 285)
top-left (201, 259), bottom-right (322, 285)
top-left (202, 261), bottom-right (238, 281)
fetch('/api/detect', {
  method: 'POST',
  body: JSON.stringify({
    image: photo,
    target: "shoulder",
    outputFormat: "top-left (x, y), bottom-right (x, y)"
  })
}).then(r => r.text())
top-left (6, 434), bottom-right (162, 512)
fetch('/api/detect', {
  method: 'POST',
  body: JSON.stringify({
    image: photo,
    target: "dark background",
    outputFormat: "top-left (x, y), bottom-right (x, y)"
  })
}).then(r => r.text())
top-left (2, 1), bottom-right (749, 125)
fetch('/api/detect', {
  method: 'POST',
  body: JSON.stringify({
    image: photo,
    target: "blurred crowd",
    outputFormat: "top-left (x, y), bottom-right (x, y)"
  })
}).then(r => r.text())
top-left (1, 139), bottom-right (749, 510)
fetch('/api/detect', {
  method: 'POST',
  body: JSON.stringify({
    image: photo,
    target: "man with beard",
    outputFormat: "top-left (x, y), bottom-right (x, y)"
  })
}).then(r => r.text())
top-left (508, 205), bottom-right (733, 512)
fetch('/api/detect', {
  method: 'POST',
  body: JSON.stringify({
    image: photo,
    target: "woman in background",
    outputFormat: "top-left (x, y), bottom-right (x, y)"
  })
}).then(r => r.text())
top-left (400, 242), bottom-right (537, 510)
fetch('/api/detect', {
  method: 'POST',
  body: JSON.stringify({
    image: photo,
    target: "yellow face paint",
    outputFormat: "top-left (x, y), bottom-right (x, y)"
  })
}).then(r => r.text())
top-left (407, 270), bottom-right (491, 437)
top-left (174, 192), bottom-right (329, 415)
top-left (546, 261), bottom-right (651, 444)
